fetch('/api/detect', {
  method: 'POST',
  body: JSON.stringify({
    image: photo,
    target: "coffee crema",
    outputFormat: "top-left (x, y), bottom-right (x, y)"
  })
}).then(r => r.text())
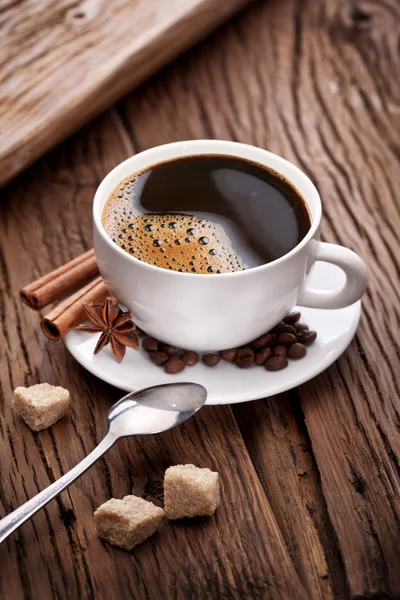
top-left (102, 155), bottom-right (311, 274)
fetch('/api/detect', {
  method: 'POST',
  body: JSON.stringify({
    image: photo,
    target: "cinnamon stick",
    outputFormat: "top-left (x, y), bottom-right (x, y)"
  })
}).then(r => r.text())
top-left (41, 277), bottom-right (108, 341)
top-left (20, 249), bottom-right (99, 310)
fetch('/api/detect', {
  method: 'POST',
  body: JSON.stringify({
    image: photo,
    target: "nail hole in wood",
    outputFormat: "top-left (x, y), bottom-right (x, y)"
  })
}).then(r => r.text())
top-left (351, 8), bottom-right (371, 25)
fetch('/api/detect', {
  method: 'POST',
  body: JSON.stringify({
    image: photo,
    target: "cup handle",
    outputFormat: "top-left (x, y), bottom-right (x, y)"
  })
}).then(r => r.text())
top-left (298, 242), bottom-right (367, 309)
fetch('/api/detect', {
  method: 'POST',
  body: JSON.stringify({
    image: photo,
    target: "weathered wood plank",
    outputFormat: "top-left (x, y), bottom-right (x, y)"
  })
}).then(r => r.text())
top-left (0, 0), bottom-right (399, 597)
top-left (227, 0), bottom-right (399, 596)
top-left (234, 395), bottom-right (349, 600)
top-left (0, 0), bottom-right (252, 187)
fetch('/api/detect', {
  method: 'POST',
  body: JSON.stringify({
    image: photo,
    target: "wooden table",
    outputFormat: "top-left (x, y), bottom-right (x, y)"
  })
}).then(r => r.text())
top-left (0, 1), bottom-right (399, 598)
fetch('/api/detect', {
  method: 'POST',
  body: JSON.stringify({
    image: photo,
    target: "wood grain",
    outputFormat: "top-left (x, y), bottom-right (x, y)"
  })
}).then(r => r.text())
top-left (0, 0), bottom-right (399, 598)
top-left (0, 0), bottom-right (252, 188)
top-left (234, 394), bottom-right (349, 600)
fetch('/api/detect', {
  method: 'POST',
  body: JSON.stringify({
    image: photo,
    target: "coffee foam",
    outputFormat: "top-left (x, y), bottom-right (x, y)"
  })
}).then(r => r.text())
top-left (102, 176), bottom-right (247, 274)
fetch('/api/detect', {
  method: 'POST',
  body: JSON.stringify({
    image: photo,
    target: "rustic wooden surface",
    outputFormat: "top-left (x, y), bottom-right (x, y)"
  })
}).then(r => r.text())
top-left (0, 0), bottom-right (252, 188)
top-left (0, 0), bottom-right (399, 598)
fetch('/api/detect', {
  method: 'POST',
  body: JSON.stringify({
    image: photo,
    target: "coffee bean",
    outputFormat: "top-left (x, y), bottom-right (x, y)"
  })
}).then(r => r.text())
top-left (272, 345), bottom-right (287, 358)
top-left (255, 347), bottom-right (272, 365)
top-left (297, 330), bottom-right (317, 346)
top-left (251, 333), bottom-right (276, 350)
top-left (219, 348), bottom-right (237, 362)
top-left (265, 356), bottom-right (288, 371)
top-left (182, 351), bottom-right (199, 366)
top-left (235, 347), bottom-right (255, 368)
top-left (202, 353), bottom-right (220, 367)
top-left (288, 343), bottom-right (307, 359)
top-left (273, 322), bottom-right (297, 335)
top-left (294, 322), bottom-right (309, 333)
top-left (277, 333), bottom-right (297, 346)
top-left (142, 337), bottom-right (159, 352)
top-left (159, 343), bottom-right (180, 357)
top-left (149, 351), bottom-right (169, 365)
top-left (283, 311), bottom-right (301, 324)
top-left (279, 324), bottom-right (297, 335)
top-left (164, 358), bottom-right (186, 374)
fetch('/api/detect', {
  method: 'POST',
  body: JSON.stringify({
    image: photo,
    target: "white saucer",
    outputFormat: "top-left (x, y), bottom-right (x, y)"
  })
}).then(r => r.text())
top-left (64, 263), bottom-right (361, 405)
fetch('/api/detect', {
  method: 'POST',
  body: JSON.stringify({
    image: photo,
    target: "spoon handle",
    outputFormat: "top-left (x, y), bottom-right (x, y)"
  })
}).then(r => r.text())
top-left (0, 432), bottom-right (116, 545)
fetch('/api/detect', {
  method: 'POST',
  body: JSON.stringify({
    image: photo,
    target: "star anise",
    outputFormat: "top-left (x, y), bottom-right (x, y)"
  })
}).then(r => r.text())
top-left (76, 296), bottom-right (139, 363)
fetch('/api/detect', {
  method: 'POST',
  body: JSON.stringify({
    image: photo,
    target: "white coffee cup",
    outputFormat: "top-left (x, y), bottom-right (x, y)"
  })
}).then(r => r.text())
top-left (93, 140), bottom-right (367, 351)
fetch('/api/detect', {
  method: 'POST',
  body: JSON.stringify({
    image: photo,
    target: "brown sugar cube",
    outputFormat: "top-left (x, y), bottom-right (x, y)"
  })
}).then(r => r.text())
top-left (94, 495), bottom-right (164, 551)
top-left (13, 383), bottom-right (70, 431)
top-left (164, 464), bottom-right (220, 519)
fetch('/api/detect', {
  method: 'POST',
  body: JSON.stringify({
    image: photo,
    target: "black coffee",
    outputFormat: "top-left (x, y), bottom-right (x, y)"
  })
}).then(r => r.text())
top-left (102, 155), bottom-right (311, 274)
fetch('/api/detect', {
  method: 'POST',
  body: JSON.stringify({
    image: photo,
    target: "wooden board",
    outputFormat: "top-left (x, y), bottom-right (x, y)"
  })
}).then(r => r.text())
top-left (0, 0), bottom-right (252, 188)
top-left (0, 0), bottom-right (400, 598)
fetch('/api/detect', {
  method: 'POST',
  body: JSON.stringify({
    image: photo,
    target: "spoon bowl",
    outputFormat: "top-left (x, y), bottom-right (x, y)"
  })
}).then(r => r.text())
top-left (108, 382), bottom-right (207, 437)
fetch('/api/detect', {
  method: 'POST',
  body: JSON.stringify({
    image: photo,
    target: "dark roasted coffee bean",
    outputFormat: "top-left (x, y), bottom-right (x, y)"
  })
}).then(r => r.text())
top-left (219, 348), bottom-right (237, 362)
top-left (142, 337), bottom-right (159, 352)
top-left (283, 311), bottom-right (301, 324)
top-left (159, 343), bottom-right (180, 357)
top-left (265, 356), bottom-right (288, 371)
top-left (164, 358), bottom-right (186, 374)
top-left (277, 333), bottom-right (297, 346)
top-left (182, 351), bottom-right (199, 366)
top-left (294, 322), bottom-right (309, 333)
top-left (297, 330), bottom-right (317, 346)
top-left (251, 333), bottom-right (276, 350)
top-left (273, 321), bottom-right (296, 335)
top-left (278, 324), bottom-right (297, 335)
top-left (235, 347), bottom-right (255, 368)
top-left (255, 347), bottom-right (272, 365)
top-left (272, 345), bottom-right (288, 358)
top-left (288, 343), bottom-right (307, 359)
top-left (202, 353), bottom-right (220, 367)
top-left (149, 351), bottom-right (169, 365)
